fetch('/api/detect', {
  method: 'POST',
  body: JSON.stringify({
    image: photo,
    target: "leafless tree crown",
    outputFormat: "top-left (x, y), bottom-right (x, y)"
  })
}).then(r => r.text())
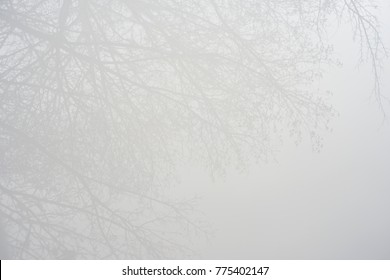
top-left (0, 0), bottom-right (386, 259)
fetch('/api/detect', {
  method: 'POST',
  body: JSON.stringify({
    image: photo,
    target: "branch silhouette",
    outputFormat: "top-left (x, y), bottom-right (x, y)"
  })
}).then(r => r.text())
top-left (0, 0), bottom-right (386, 259)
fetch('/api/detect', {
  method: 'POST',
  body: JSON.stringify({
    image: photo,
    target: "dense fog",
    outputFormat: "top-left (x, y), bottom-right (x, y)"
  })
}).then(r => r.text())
top-left (0, 0), bottom-right (389, 259)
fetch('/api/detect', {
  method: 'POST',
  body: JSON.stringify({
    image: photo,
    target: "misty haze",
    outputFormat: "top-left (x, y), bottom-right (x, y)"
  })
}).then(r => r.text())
top-left (0, 0), bottom-right (389, 259)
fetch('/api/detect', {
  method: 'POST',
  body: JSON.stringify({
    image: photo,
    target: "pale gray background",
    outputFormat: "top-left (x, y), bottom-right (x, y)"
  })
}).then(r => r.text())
top-left (178, 0), bottom-right (390, 259)
top-left (0, 0), bottom-right (389, 259)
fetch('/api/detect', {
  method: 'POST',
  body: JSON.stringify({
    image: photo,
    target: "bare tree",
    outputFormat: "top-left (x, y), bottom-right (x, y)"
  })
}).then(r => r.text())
top-left (0, 0), bottom-right (386, 259)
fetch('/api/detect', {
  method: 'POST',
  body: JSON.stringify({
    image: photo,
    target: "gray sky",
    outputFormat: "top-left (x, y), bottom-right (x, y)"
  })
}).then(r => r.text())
top-left (178, 0), bottom-right (390, 259)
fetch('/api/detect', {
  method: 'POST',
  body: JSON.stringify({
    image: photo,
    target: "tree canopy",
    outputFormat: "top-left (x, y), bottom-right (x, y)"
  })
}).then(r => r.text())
top-left (0, 0), bottom-right (386, 259)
